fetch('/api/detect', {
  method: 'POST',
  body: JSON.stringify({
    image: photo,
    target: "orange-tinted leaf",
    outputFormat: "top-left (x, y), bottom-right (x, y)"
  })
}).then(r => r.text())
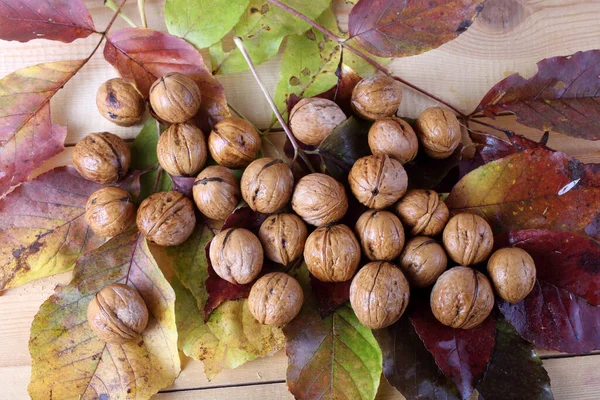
top-left (475, 50), bottom-right (600, 140)
top-left (0, 0), bottom-right (95, 43)
top-left (29, 229), bottom-right (180, 399)
top-left (348, 0), bottom-right (485, 57)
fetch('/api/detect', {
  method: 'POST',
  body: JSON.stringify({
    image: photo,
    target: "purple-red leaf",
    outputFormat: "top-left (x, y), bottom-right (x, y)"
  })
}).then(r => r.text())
top-left (171, 176), bottom-right (195, 199)
top-left (0, 0), bottom-right (95, 43)
top-left (310, 275), bottom-right (352, 318)
top-left (475, 50), bottom-right (600, 140)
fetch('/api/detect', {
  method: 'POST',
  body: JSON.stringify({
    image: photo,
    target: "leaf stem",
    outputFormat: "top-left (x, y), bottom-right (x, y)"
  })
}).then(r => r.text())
top-left (104, 0), bottom-right (137, 27)
top-left (469, 118), bottom-right (516, 137)
top-left (266, 0), bottom-right (466, 117)
top-left (138, 0), bottom-right (148, 28)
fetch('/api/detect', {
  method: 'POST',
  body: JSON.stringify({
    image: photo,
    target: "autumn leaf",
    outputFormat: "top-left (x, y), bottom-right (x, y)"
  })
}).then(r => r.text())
top-left (405, 145), bottom-right (464, 190)
top-left (28, 229), bottom-right (180, 399)
top-left (348, 0), bottom-right (485, 58)
top-left (0, 0), bottom-right (95, 43)
top-left (310, 275), bottom-right (352, 318)
top-left (474, 50), bottom-right (600, 140)
top-left (171, 176), bottom-right (196, 198)
top-left (0, 60), bottom-right (85, 195)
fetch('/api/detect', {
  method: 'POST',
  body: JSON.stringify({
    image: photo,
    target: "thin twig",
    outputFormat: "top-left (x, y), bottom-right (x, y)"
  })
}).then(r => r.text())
top-left (469, 118), bottom-right (516, 137)
top-left (263, 135), bottom-right (286, 160)
top-left (104, 0), bottom-right (137, 27)
top-left (138, 0), bottom-right (148, 28)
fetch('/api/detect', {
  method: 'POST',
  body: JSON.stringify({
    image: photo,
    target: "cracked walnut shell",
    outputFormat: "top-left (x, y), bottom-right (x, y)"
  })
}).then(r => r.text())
top-left (241, 157), bottom-right (294, 214)
top-left (443, 213), bottom-right (494, 266)
top-left (398, 236), bottom-right (447, 288)
top-left (258, 213), bottom-right (307, 266)
top-left (85, 187), bottom-right (135, 237)
top-left (73, 132), bottom-right (131, 184)
top-left (292, 173), bottom-right (348, 227)
top-left (348, 154), bottom-right (407, 209)
top-left (149, 72), bottom-right (201, 123)
top-left (209, 228), bottom-right (264, 285)
top-left (136, 191), bottom-right (196, 246)
top-left (208, 116), bottom-right (261, 168)
top-left (193, 166), bottom-right (240, 220)
top-left (96, 78), bottom-right (145, 127)
top-left (487, 247), bottom-right (536, 303)
top-left (368, 117), bottom-right (418, 164)
top-left (395, 189), bottom-right (449, 236)
top-left (157, 123), bottom-right (207, 177)
top-left (355, 210), bottom-right (405, 261)
top-left (289, 98), bottom-right (346, 146)
top-left (248, 272), bottom-right (304, 326)
top-left (351, 76), bottom-right (402, 120)
top-left (416, 107), bottom-right (461, 159)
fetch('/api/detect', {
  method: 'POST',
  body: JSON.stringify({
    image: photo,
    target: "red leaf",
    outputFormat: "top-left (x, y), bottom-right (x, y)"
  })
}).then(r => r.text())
top-left (310, 275), bottom-right (352, 318)
top-left (410, 301), bottom-right (495, 399)
top-left (348, 0), bottom-right (485, 58)
top-left (221, 205), bottom-right (268, 233)
top-left (0, 0), bottom-right (95, 43)
top-left (171, 176), bottom-right (195, 199)
top-left (312, 64), bottom-right (362, 116)
top-left (475, 50), bottom-right (600, 140)
top-left (498, 280), bottom-right (600, 354)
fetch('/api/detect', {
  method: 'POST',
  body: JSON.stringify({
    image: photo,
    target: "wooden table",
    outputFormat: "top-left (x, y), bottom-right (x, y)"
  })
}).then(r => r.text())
top-left (2, 0), bottom-right (600, 398)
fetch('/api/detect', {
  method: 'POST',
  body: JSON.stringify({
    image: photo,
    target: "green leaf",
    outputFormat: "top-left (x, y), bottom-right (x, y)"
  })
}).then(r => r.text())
top-left (165, 0), bottom-right (250, 49)
top-left (138, 169), bottom-right (173, 202)
top-left (130, 118), bottom-right (160, 170)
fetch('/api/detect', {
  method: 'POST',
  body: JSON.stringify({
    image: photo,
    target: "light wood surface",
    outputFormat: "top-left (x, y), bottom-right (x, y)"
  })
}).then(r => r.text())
top-left (1, 0), bottom-right (600, 399)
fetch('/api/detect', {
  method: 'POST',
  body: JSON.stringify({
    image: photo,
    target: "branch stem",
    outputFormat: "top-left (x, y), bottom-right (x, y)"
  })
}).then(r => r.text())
top-left (138, 0), bottom-right (148, 28)
top-left (469, 118), bottom-right (516, 137)
top-left (104, 0), bottom-right (136, 27)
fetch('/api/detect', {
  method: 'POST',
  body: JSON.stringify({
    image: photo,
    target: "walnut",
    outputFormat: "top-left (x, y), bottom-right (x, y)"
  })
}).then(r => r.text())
top-left (349, 261), bottom-right (410, 329)
top-left (157, 123), bottom-right (207, 177)
top-left (291, 173), bottom-right (348, 227)
top-left (192, 166), bottom-right (240, 220)
top-left (351, 76), bottom-right (402, 120)
top-left (395, 189), bottom-right (449, 236)
top-left (87, 283), bottom-right (149, 344)
top-left (149, 72), bottom-right (201, 123)
top-left (136, 191), bottom-right (196, 246)
top-left (208, 116), bottom-right (261, 168)
top-left (398, 236), bottom-right (447, 288)
top-left (96, 78), bottom-right (145, 127)
top-left (240, 157), bottom-right (294, 214)
top-left (209, 228), bottom-right (264, 285)
top-left (85, 187), bottom-right (135, 237)
top-left (416, 107), bottom-right (461, 159)
top-left (258, 213), bottom-right (307, 266)
top-left (368, 117), bottom-right (418, 164)
top-left (487, 247), bottom-right (536, 303)
top-left (304, 224), bottom-right (361, 282)
top-left (289, 98), bottom-right (347, 146)
top-left (348, 154), bottom-right (407, 209)
top-left (443, 213), bottom-right (494, 266)
top-left (73, 132), bottom-right (131, 184)
top-left (355, 210), bottom-right (405, 261)
top-left (248, 272), bottom-right (304, 326)
top-left (430, 266), bottom-right (494, 329)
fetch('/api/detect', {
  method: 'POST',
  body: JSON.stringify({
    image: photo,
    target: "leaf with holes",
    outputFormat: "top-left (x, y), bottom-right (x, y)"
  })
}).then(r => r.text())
top-left (28, 229), bottom-right (180, 398)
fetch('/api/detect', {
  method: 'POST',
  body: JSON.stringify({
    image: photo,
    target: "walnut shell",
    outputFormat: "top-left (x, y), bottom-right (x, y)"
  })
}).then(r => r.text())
top-left (487, 247), bottom-right (536, 303)
top-left (208, 116), bottom-right (261, 168)
top-left (368, 117), bottom-right (418, 164)
top-left (291, 173), bottom-right (348, 227)
top-left (430, 266), bottom-right (494, 329)
top-left (149, 72), bottom-right (201, 123)
top-left (209, 228), bottom-right (264, 285)
top-left (136, 191), bottom-right (196, 246)
top-left (348, 154), bottom-right (407, 209)
top-left (395, 189), bottom-right (449, 236)
top-left (157, 123), bottom-right (207, 177)
top-left (443, 213), bottom-right (494, 266)
top-left (192, 166), bottom-right (240, 220)
top-left (304, 224), bottom-right (361, 282)
top-left (416, 107), bottom-right (461, 159)
top-left (355, 210), bottom-right (405, 261)
top-left (350, 261), bottom-right (410, 329)
top-left (398, 236), bottom-right (447, 288)
top-left (73, 132), bottom-right (131, 184)
top-left (289, 98), bottom-right (347, 146)
top-left (87, 283), bottom-right (149, 344)
top-left (241, 157), bottom-right (294, 214)
top-left (85, 187), bottom-right (135, 237)
top-left (96, 78), bottom-right (145, 127)
top-left (258, 213), bottom-right (307, 266)
top-left (351, 76), bottom-right (403, 120)
top-left (248, 272), bottom-right (304, 326)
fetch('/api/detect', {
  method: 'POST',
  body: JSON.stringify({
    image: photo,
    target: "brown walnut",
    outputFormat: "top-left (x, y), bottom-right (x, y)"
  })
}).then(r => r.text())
top-left (348, 154), bottom-right (407, 209)
top-left (398, 236), bottom-right (447, 288)
top-left (487, 247), bottom-right (536, 303)
top-left (85, 187), bottom-right (135, 237)
top-left (258, 213), bottom-right (307, 266)
top-left (208, 116), bottom-right (261, 168)
top-left (304, 224), bottom-right (361, 282)
top-left (291, 173), bottom-right (348, 226)
top-left (73, 132), bottom-right (131, 184)
top-left (248, 272), bottom-right (304, 326)
top-left (87, 283), bottom-right (149, 344)
top-left (443, 213), bottom-right (494, 266)
top-left (430, 266), bottom-right (494, 329)
top-left (351, 75), bottom-right (403, 120)
top-left (368, 117), bottom-right (418, 164)
top-left (157, 123), bottom-right (207, 177)
top-left (350, 261), bottom-right (410, 329)
top-left (355, 210), bottom-right (405, 261)
top-left (96, 78), bottom-right (145, 127)
top-left (241, 157), bottom-right (294, 214)
top-left (136, 191), bottom-right (196, 246)
top-left (209, 228), bottom-right (264, 285)
top-left (149, 72), bottom-right (201, 123)
top-left (395, 189), bottom-right (449, 236)
top-left (289, 98), bottom-right (347, 146)
top-left (192, 166), bottom-right (240, 220)
top-left (416, 107), bottom-right (461, 159)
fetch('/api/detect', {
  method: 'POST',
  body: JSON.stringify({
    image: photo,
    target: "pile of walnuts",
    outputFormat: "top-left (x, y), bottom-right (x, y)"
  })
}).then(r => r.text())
top-left (78, 72), bottom-right (537, 345)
